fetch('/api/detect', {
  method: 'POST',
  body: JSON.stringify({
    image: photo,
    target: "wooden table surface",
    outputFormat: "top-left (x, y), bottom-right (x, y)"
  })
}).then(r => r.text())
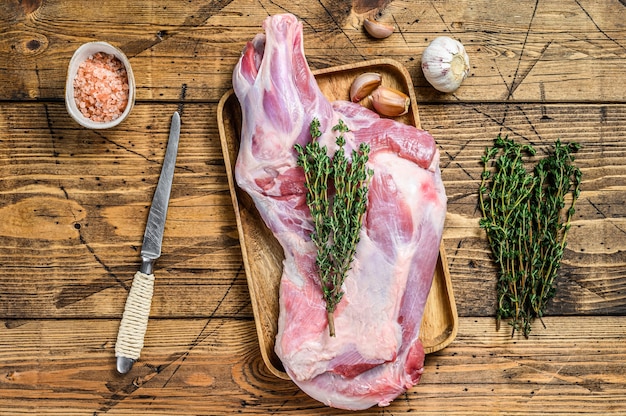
top-left (1, 1), bottom-right (625, 414)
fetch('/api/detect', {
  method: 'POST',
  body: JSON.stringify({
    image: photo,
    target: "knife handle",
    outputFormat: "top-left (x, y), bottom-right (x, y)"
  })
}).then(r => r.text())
top-left (115, 271), bottom-right (155, 369)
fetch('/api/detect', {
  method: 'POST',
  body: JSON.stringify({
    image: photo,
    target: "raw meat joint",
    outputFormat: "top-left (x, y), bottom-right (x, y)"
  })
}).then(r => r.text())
top-left (233, 13), bottom-right (447, 410)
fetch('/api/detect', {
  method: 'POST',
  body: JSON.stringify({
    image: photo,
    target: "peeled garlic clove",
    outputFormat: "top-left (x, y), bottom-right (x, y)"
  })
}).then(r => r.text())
top-left (421, 36), bottom-right (470, 93)
top-left (350, 72), bottom-right (382, 102)
top-left (363, 19), bottom-right (394, 39)
top-left (370, 86), bottom-right (410, 117)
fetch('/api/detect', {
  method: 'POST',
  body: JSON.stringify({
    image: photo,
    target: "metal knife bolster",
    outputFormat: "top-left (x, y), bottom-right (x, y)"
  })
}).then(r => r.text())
top-left (115, 111), bottom-right (181, 374)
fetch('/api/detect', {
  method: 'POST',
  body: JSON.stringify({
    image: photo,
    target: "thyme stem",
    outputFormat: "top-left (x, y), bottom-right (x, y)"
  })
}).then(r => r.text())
top-left (295, 118), bottom-right (373, 337)
top-left (479, 136), bottom-right (582, 337)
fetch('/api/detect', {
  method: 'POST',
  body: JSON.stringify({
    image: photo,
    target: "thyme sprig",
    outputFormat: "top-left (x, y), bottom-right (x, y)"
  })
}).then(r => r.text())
top-left (295, 118), bottom-right (373, 337)
top-left (479, 135), bottom-right (582, 338)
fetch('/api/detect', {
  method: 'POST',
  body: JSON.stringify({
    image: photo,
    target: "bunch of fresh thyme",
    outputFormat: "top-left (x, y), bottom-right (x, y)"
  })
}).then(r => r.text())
top-left (478, 135), bottom-right (582, 337)
top-left (295, 118), bottom-right (373, 337)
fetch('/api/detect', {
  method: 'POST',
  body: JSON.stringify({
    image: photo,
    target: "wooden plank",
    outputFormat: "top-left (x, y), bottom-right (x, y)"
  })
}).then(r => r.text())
top-left (1, 0), bottom-right (625, 102)
top-left (419, 102), bottom-right (626, 318)
top-left (1, 1), bottom-right (624, 414)
top-left (1, 317), bottom-right (625, 415)
top-left (0, 102), bottom-right (251, 319)
top-left (1, 102), bottom-right (625, 321)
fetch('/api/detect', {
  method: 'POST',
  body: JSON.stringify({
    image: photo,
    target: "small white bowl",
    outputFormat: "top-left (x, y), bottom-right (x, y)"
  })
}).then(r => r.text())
top-left (65, 41), bottom-right (135, 129)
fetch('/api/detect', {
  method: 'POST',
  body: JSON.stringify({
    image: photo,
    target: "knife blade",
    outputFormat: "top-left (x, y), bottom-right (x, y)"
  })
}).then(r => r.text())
top-left (115, 111), bottom-right (181, 374)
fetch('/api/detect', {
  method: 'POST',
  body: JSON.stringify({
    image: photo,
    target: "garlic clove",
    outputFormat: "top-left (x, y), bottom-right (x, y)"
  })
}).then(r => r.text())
top-left (370, 86), bottom-right (410, 117)
top-left (421, 36), bottom-right (470, 93)
top-left (350, 72), bottom-right (382, 102)
top-left (363, 19), bottom-right (394, 39)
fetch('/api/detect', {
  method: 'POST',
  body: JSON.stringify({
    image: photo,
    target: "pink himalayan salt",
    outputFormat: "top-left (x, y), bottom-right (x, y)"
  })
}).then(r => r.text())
top-left (73, 52), bottom-right (129, 123)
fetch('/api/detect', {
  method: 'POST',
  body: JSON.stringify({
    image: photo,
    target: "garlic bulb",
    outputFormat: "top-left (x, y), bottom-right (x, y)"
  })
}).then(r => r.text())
top-left (421, 36), bottom-right (470, 93)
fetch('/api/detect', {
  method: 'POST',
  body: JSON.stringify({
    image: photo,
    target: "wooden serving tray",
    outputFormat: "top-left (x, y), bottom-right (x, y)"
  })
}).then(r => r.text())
top-left (217, 58), bottom-right (458, 380)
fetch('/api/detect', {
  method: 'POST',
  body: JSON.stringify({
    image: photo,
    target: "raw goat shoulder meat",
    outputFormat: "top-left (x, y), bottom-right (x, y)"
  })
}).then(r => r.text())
top-left (232, 14), bottom-right (447, 411)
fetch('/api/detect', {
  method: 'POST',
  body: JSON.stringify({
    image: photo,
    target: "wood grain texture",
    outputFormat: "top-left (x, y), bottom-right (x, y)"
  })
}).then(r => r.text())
top-left (421, 102), bottom-right (626, 318)
top-left (2, 103), bottom-right (624, 321)
top-left (2, 0), bottom-right (626, 413)
top-left (1, 0), bottom-right (625, 102)
top-left (218, 59), bottom-right (458, 379)
top-left (1, 317), bottom-right (625, 415)
top-left (0, 103), bottom-right (250, 319)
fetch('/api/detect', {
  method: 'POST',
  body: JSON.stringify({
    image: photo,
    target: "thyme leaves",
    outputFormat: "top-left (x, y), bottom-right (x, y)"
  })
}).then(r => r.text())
top-left (295, 118), bottom-right (373, 337)
top-left (479, 136), bottom-right (582, 338)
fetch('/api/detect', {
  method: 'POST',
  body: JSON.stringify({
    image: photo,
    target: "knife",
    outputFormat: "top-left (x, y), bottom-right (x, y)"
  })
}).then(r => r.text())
top-left (115, 111), bottom-right (181, 374)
